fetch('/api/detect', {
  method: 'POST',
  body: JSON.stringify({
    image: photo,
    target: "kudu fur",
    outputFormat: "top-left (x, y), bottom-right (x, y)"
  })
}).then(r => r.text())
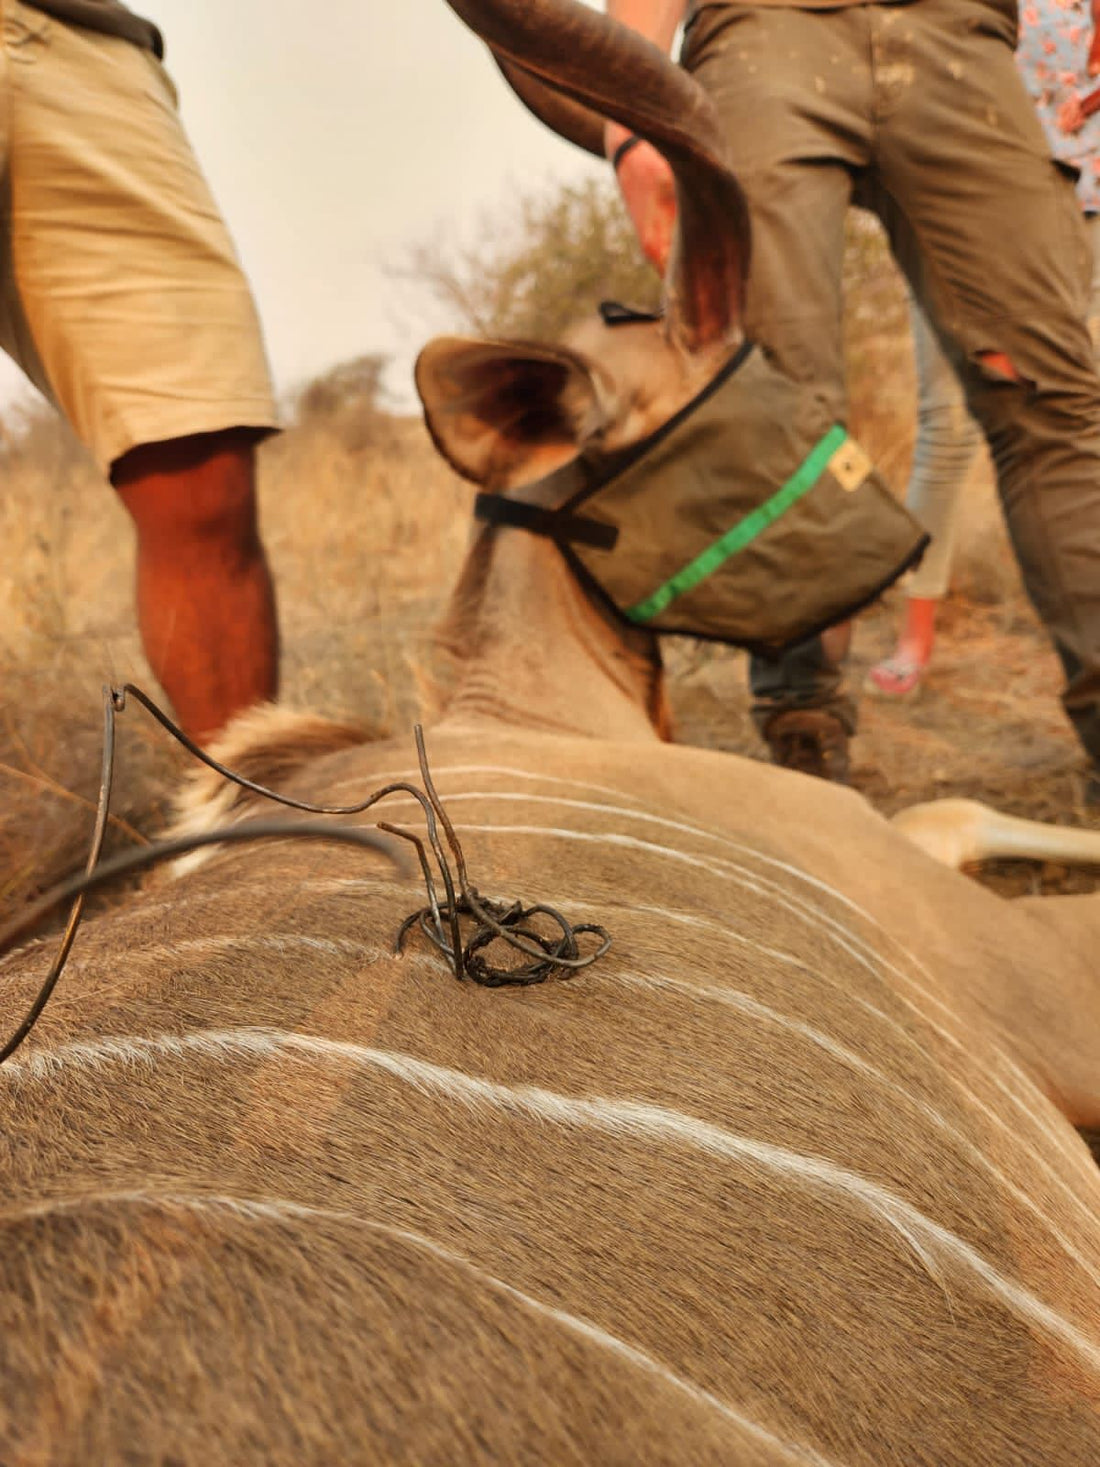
top-left (3, 1), bottom-right (1100, 1461)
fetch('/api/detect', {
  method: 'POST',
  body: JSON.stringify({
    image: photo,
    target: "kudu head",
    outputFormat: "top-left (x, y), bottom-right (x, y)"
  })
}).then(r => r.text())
top-left (418, 0), bottom-right (749, 487)
top-left (415, 0), bottom-right (749, 742)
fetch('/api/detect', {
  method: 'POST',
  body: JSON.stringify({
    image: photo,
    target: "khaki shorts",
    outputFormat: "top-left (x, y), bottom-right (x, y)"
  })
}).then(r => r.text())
top-left (0, 0), bottom-right (277, 472)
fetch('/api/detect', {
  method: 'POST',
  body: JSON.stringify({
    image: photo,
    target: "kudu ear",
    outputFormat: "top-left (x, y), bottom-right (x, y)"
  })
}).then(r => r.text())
top-left (415, 336), bottom-right (610, 488)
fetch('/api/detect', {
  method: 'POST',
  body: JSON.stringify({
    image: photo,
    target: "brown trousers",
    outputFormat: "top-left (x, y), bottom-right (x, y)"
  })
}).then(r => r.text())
top-left (683, 0), bottom-right (1100, 761)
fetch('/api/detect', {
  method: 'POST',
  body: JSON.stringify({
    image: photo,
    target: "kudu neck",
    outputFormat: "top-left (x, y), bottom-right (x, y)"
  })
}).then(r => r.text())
top-left (437, 523), bottom-right (667, 743)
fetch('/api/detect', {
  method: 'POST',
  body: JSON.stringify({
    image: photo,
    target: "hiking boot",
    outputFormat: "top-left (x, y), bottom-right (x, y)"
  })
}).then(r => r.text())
top-left (763, 708), bottom-right (851, 784)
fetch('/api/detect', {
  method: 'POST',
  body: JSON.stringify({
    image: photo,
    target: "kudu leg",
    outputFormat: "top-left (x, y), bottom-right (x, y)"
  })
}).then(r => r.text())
top-left (891, 798), bottom-right (1100, 869)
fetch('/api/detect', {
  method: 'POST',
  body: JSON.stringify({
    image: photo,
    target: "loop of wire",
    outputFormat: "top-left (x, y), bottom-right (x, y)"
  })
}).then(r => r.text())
top-left (0, 684), bottom-right (612, 1065)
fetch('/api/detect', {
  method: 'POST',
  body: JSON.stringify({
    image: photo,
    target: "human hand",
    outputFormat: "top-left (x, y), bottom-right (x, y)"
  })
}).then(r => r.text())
top-left (1059, 92), bottom-right (1086, 134)
top-left (1060, 81), bottom-right (1100, 133)
top-left (613, 139), bottom-right (678, 278)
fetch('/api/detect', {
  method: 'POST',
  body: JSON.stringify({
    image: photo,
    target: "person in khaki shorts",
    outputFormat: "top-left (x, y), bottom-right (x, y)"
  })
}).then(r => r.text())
top-left (2, 0), bottom-right (280, 743)
top-left (607, 0), bottom-right (1100, 792)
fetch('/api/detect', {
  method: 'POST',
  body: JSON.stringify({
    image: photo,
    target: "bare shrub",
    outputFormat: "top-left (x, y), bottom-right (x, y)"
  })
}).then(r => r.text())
top-left (292, 354), bottom-right (395, 455)
top-left (402, 177), bottom-right (661, 342)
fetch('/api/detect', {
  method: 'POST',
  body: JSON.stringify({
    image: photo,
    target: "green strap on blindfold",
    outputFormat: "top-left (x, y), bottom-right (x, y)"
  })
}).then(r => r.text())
top-left (625, 424), bottom-right (849, 623)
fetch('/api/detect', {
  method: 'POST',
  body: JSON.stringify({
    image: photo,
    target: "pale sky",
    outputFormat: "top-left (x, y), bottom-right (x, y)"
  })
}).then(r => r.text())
top-left (0, 0), bottom-right (606, 414)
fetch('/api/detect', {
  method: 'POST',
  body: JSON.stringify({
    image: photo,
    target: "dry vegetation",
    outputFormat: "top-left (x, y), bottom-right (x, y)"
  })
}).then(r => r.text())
top-left (0, 366), bottom-right (472, 932)
top-left (1, 199), bottom-right (1096, 941)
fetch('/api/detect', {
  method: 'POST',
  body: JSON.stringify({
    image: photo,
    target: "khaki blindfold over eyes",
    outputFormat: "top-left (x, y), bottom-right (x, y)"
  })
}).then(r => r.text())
top-left (476, 343), bottom-right (929, 658)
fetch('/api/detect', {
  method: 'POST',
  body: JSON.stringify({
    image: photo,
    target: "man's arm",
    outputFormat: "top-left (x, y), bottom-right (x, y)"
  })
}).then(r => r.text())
top-left (604, 0), bottom-right (688, 276)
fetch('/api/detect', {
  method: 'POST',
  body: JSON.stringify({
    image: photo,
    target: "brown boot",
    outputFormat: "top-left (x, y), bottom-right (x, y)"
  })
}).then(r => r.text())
top-left (763, 708), bottom-right (851, 784)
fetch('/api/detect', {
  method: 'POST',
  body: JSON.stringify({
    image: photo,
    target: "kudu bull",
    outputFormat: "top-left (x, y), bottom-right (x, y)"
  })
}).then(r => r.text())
top-left (4, 1), bottom-right (1100, 1461)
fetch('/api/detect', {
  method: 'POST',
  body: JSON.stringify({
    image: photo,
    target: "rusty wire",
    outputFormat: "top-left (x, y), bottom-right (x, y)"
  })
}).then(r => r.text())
top-left (0, 684), bottom-right (611, 1065)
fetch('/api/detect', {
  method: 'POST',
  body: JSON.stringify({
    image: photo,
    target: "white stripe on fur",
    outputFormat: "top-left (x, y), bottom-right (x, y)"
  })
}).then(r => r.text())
top-left (605, 967), bottom-right (1100, 1288)
top-left (435, 821), bottom-right (1083, 1170)
top-left (4, 1187), bottom-right (835, 1466)
top-left (325, 762), bottom-right (655, 809)
top-left (8, 1028), bottom-right (1100, 1367)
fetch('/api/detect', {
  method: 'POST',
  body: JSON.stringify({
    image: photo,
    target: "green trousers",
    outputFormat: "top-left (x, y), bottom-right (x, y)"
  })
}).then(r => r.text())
top-left (683, 0), bottom-right (1100, 761)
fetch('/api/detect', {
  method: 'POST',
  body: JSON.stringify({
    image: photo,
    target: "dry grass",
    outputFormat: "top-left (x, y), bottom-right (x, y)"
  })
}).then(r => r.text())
top-left (2, 247), bottom-right (1096, 936)
top-left (0, 399), bottom-right (471, 933)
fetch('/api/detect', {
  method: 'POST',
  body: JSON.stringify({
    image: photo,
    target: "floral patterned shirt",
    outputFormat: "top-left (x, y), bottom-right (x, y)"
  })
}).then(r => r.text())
top-left (1017, 0), bottom-right (1100, 213)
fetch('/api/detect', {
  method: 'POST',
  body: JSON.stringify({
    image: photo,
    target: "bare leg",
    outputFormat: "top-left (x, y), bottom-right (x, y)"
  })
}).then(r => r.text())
top-left (112, 428), bottom-right (279, 744)
top-left (866, 595), bottom-right (940, 698)
top-left (867, 292), bottom-right (980, 699)
top-left (894, 595), bottom-right (938, 665)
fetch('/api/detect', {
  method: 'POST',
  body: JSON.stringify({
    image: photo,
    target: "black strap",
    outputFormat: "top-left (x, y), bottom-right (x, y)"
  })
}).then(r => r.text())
top-left (610, 135), bottom-right (643, 171)
top-left (598, 300), bottom-right (664, 327)
top-left (474, 493), bottom-right (618, 551)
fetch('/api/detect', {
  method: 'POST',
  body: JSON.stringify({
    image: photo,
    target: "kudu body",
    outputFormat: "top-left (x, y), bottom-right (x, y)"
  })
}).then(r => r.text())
top-left (4, 618), bottom-right (1100, 1464)
top-left (4, 1), bottom-right (1100, 1461)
